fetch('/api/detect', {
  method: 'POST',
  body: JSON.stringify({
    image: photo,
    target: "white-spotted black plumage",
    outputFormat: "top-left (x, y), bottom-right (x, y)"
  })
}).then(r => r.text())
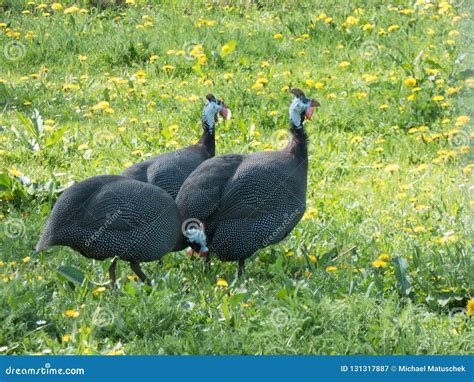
top-left (176, 89), bottom-right (318, 275)
top-left (36, 175), bottom-right (183, 284)
top-left (121, 95), bottom-right (227, 199)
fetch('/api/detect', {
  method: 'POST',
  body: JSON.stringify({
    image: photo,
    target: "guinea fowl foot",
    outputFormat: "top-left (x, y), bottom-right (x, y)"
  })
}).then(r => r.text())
top-left (237, 259), bottom-right (245, 278)
top-left (108, 257), bottom-right (118, 288)
top-left (130, 261), bottom-right (151, 285)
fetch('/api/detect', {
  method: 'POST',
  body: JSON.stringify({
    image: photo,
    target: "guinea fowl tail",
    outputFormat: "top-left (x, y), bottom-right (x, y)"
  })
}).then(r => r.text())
top-left (35, 233), bottom-right (52, 252)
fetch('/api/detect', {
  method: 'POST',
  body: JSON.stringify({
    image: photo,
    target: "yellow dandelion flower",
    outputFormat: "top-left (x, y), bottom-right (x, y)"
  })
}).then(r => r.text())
top-left (455, 116), bottom-right (470, 127)
top-left (78, 144), bottom-right (89, 150)
top-left (350, 136), bottom-right (363, 144)
top-left (22, 256), bottom-right (31, 263)
top-left (149, 54), bottom-right (158, 63)
top-left (363, 23), bottom-right (374, 31)
top-left (404, 77), bottom-right (417, 87)
top-left (467, 298), bottom-right (474, 316)
top-left (93, 286), bottom-right (107, 296)
top-left (326, 266), bottom-right (337, 272)
top-left (378, 253), bottom-right (390, 261)
top-left (273, 33), bottom-right (283, 39)
top-left (384, 164), bottom-right (400, 173)
top-left (372, 260), bottom-right (387, 268)
top-left (432, 95), bottom-right (444, 102)
top-left (302, 207), bottom-right (318, 220)
top-left (414, 226), bottom-right (426, 233)
top-left (161, 64), bottom-right (175, 72)
top-left (107, 349), bottom-right (125, 355)
top-left (9, 167), bottom-right (24, 177)
top-left (64, 5), bottom-right (79, 14)
top-left (92, 101), bottom-right (110, 111)
top-left (339, 61), bottom-right (350, 68)
top-left (216, 278), bottom-right (228, 288)
top-left (345, 16), bottom-right (359, 26)
top-left (446, 87), bottom-right (460, 95)
top-left (362, 74), bottom-right (377, 82)
top-left (51, 3), bottom-right (63, 11)
top-left (64, 309), bottom-right (80, 318)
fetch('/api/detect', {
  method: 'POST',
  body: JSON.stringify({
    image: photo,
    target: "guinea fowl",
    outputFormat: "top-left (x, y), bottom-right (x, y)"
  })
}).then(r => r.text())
top-left (36, 175), bottom-right (188, 286)
top-left (121, 94), bottom-right (229, 199)
top-left (176, 88), bottom-right (320, 276)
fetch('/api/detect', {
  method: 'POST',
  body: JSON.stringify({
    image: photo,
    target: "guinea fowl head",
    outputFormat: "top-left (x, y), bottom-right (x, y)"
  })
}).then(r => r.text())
top-left (289, 88), bottom-right (320, 129)
top-left (183, 222), bottom-right (209, 257)
top-left (202, 94), bottom-right (229, 133)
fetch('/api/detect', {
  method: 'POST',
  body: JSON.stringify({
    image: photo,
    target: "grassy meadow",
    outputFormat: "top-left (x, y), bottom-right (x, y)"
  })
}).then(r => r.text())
top-left (0, 0), bottom-right (473, 355)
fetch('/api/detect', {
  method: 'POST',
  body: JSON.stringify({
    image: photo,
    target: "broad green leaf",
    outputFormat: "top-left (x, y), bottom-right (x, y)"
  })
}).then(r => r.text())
top-left (45, 126), bottom-right (68, 147)
top-left (57, 265), bottom-right (86, 285)
top-left (221, 295), bottom-right (230, 322)
top-left (16, 111), bottom-right (36, 138)
top-left (393, 256), bottom-right (412, 296)
top-left (0, 172), bottom-right (12, 192)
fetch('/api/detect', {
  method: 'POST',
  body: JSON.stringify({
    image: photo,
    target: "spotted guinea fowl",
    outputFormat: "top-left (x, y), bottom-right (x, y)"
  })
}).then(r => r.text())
top-left (36, 175), bottom-right (187, 285)
top-left (121, 94), bottom-right (229, 199)
top-left (176, 88), bottom-right (320, 276)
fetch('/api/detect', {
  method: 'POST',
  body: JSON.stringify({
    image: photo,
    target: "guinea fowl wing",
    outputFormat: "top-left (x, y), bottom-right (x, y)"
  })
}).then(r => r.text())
top-left (213, 151), bottom-right (305, 221)
top-left (122, 145), bottom-right (210, 199)
top-left (175, 154), bottom-right (244, 223)
top-left (76, 177), bottom-right (176, 231)
top-left (206, 152), bottom-right (306, 262)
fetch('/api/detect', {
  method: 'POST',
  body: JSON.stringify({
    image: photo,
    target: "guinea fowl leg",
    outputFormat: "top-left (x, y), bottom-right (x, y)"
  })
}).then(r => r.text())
top-left (130, 261), bottom-right (150, 285)
top-left (238, 259), bottom-right (245, 278)
top-left (108, 257), bottom-right (118, 288)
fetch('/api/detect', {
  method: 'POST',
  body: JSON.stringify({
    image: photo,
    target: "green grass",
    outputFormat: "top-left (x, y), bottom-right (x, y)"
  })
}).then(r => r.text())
top-left (0, 0), bottom-right (473, 355)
